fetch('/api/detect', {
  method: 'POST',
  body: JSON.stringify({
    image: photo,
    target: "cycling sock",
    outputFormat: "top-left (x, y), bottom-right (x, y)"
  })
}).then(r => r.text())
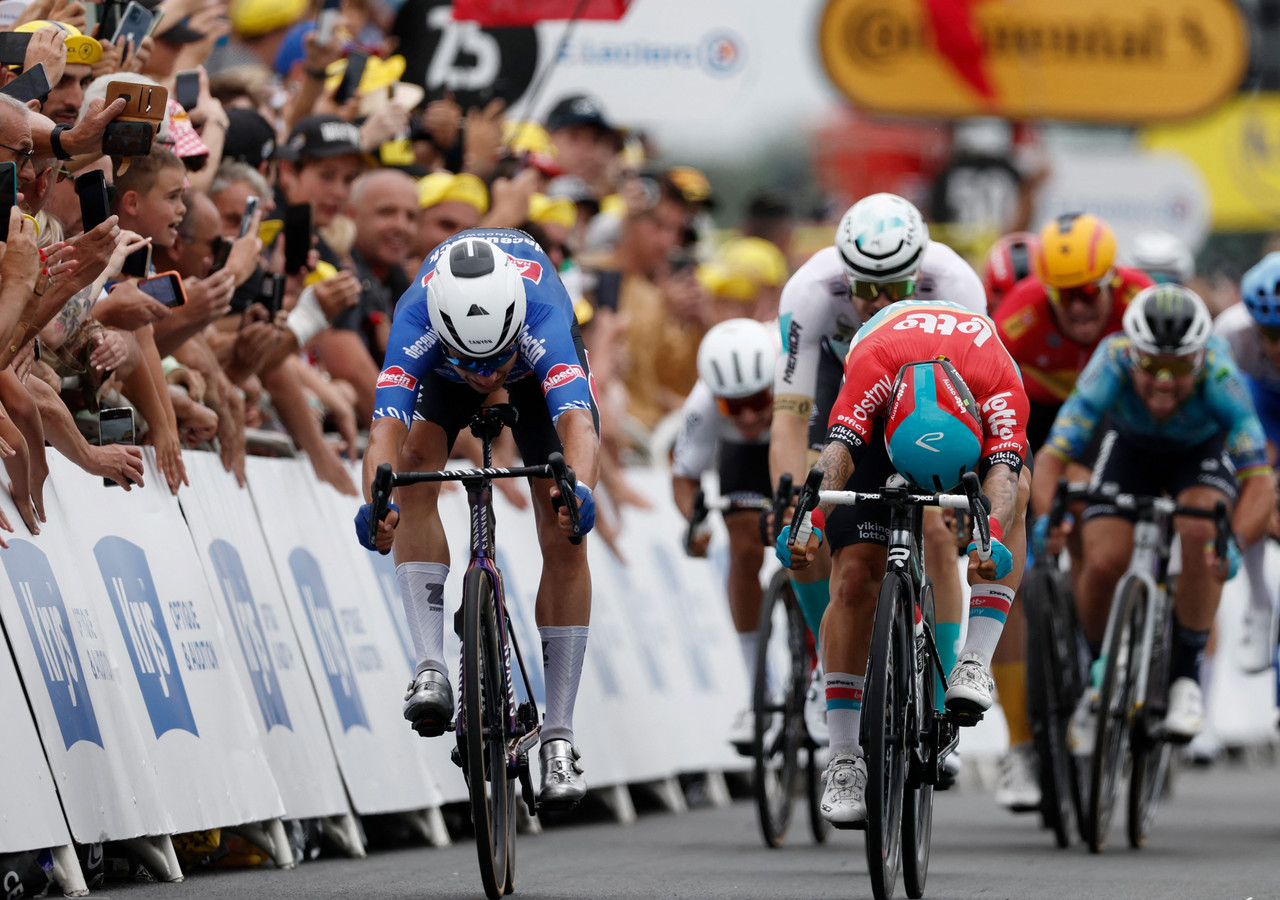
top-left (934, 621), bottom-right (962, 710)
top-left (825, 672), bottom-right (864, 757)
top-left (396, 561), bottom-right (448, 675)
top-left (1242, 540), bottom-right (1274, 614)
top-left (738, 630), bottom-right (759, 701)
top-left (991, 662), bottom-right (1032, 746)
top-left (540, 625), bottom-right (588, 743)
top-left (1170, 618), bottom-right (1210, 683)
top-left (791, 577), bottom-right (830, 639)
top-left (958, 584), bottom-right (1015, 668)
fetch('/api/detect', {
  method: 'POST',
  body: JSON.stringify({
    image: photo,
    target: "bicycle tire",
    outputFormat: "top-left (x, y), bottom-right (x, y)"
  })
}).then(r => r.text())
top-left (806, 744), bottom-right (831, 844)
top-left (463, 567), bottom-right (513, 899)
top-left (902, 578), bottom-right (936, 899)
top-left (864, 571), bottom-right (910, 900)
top-left (1127, 586), bottom-right (1173, 849)
top-left (1087, 575), bottom-right (1141, 854)
top-left (1024, 567), bottom-right (1076, 849)
top-left (753, 569), bottom-right (805, 849)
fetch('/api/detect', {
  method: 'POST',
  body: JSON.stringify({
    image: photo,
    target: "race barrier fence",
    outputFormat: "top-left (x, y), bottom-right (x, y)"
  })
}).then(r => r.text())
top-left (0, 448), bottom-right (1274, 893)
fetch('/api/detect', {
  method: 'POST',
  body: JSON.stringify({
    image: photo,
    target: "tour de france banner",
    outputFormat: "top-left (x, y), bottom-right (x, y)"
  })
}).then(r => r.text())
top-left (246, 456), bottom-right (446, 814)
top-left (179, 451), bottom-right (352, 819)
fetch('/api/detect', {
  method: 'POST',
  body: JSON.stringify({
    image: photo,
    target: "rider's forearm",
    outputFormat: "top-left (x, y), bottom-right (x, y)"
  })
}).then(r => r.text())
top-left (1030, 446), bottom-right (1068, 518)
top-left (1232, 469), bottom-right (1277, 548)
top-left (362, 417), bottom-right (407, 502)
top-left (813, 440), bottom-right (854, 521)
top-left (672, 475), bottom-right (699, 520)
top-left (769, 410), bottom-right (811, 492)
top-left (557, 409), bottom-right (599, 489)
top-left (981, 463), bottom-right (1020, 537)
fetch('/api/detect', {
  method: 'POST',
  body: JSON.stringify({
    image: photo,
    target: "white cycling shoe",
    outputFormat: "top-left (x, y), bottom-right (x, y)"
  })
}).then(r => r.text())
top-left (819, 755), bottom-right (868, 828)
top-left (727, 707), bottom-right (754, 754)
top-left (1239, 605), bottom-right (1277, 675)
top-left (1068, 687), bottom-right (1099, 755)
top-left (995, 743), bottom-right (1041, 813)
top-left (1163, 677), bottom-right (1204, 743)
top-left (944, 655), bottom-right (994, 722)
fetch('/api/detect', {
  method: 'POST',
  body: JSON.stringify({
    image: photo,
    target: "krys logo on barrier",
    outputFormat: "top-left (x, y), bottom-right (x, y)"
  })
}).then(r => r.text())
top-left (289, 549), bottom-right (370, 732)
top-left (819, 0), bottom-right (1248, 123)
top-left (209, 541), bottom-right (291, 731)
top-left (4, 541), bottom-right (103, 750)
top-left (95, 537), bottom-right (198, 739)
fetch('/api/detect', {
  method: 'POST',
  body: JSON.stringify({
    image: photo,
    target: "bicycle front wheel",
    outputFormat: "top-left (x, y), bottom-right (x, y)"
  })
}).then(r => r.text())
top-left (1087, 575), bottom-right (1141, 854)
top-left (753, 569), bottom-right (805, 848)
top-left (864, 572), bottom-right (911, 900)
top-left (1128, 586), bottom-right (1173, 849)
top-left (462, 567), bottom-right (514, 898)
top-left (901, 578), bottom-right (935, 899)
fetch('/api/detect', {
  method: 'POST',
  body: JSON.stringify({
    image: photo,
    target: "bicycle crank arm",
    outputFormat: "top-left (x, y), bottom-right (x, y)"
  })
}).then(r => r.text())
top-left (510, 725), bottom-right (540, 759)
top-left (516, 751), bottom-right (538, 817)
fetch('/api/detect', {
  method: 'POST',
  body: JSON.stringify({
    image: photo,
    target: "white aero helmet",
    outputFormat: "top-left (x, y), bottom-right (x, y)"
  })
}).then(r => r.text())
top-left (426, 237), bottom-right (527, 359)
top-left (835, 193), bottom-right (930, 283)
top-left (1126, 230), bottom-right (1195, 285)
top-left (696, 318), bottom-right (778, 399)
top-left (1122, 284), bottom-right (1212, 357)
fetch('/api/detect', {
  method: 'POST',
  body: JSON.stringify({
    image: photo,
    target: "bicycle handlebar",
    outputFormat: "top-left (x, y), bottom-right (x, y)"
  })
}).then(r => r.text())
top-left (1051, 482), bottom-right (1232, 559)
top-left (547, 452), bottom-right (582, 545)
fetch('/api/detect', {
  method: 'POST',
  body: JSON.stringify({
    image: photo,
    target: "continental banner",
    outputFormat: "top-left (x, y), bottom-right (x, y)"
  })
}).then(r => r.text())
top-left (819, 0), bottom-right (1248, 123)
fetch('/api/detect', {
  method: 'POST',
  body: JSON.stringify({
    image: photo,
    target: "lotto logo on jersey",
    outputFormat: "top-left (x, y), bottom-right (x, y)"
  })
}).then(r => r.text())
top-left (542, 363), bottom-right (585, 393)
top-left (508, 255), bottom-right (544, 284)
top-left (982, 391), bottom-right (1018, 440)
top-left (377, 366), bottom-right (418, 391)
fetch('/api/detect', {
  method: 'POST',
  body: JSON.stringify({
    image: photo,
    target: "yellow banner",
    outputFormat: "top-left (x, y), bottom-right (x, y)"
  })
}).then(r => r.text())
top-left (819, 0), bottom-right (1248, 123)
top-left (1144, 94), bottom-right (1280, 232)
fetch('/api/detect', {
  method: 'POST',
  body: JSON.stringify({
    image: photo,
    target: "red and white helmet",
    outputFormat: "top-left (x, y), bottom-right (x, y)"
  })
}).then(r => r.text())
top-left (982, 231), bottom-right (1039, 314)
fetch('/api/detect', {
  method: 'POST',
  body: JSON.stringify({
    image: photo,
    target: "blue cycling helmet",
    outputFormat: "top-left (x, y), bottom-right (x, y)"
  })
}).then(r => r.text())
top-left (1241, 252), bottom-right (1280, 328)
top-left (884, 359), bottom-right (983, 492)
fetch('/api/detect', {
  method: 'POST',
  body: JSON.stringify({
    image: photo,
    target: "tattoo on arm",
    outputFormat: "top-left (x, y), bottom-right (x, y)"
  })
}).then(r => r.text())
top-left (982, 464), bottom-right (1019, 536)
top-left (814, 442), bottom-right (854, 520)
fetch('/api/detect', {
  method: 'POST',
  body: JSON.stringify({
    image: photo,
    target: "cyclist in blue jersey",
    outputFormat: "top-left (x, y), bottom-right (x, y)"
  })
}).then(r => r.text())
top-left (1032, 285), bottom-right (1276, 745)
top-left (356, 230), bottom-right (601, 810)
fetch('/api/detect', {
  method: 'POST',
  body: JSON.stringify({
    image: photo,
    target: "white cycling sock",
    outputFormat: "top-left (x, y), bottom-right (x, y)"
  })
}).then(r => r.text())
top-left (825, 671), bottom-right (864, 758)
top-left (1242, 540), bottom-right (1274, 614)
top-left (738, 630), bottom-right (759, 704)
top-left (541, 625), bottom-right (588, 744)
top-left (396, 562), bottom-right (448, 676)
top-left (959, 583), bottom-right (1016, 669)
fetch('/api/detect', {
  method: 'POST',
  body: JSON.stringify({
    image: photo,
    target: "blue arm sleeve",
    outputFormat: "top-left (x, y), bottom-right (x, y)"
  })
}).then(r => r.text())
top-left (527, 304), bottom-right (596, 424)
top-left (372, 301), bottom-right (438, 427)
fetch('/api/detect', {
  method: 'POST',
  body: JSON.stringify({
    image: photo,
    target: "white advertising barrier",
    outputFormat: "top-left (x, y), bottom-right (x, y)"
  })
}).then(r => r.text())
top-left (47, 452), bottom-right (285, 834)
top-left (340, 460), bottom-right (634, 793)
top-left (0, 620), bottom-right (71, 853)
top-left (179, 452), bottom-right (351, 819)
top-left (246, 456), bottom-right (444, 814)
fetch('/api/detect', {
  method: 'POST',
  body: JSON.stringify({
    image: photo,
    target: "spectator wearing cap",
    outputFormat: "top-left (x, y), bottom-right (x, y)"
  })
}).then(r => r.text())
top-left (219, 0), bottom-right (310, 71)
top-left (544, 93), bottom-right (623, 201)
top-left (698, 236), bottom-right (789, 323)
top-left (277, 115), bottom-right (365, 231)
top-left (220, 107), bottom-right (277, 175)
top-left (410, 171), bottom-right (488, 269)
top-left (16, 20), bottom-right (102, 126)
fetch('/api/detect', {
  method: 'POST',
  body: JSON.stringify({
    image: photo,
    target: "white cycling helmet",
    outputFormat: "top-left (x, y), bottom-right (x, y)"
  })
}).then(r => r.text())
top-left (1122, 284), bottom-right (1212, 357)
top-left (696, 318), bottom-right (778, 399)
top-left (426, 237), bottom-right (527, 359)
top-left (1127, 230), bottom-right (1195, 285)
top-left (835, 193), bottom-right (930, 282)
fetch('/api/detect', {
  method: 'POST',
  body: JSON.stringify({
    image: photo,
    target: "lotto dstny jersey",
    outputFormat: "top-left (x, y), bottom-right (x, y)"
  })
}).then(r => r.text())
top-left (372, 228), bottom-right (595, 427)
top-left (1044, 333), bottom-right (1271, 477)
top-left (826, 300), bottom-right (1030, 474)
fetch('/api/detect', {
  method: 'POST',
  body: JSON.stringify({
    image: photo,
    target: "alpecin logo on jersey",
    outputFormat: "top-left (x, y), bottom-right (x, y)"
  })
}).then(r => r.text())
top-left (509, 256), bottom-right (543, 284)
top-left (542, 363), bottom-right (585, 393)
top-left (420, 269), bottom-right (435, 288)
top-left (377, 366), bottom-right (417, 391)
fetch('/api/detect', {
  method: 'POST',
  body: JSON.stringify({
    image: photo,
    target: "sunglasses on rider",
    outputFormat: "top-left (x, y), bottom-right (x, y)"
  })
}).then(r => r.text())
top-left (1130, 348), bottom-right (1203, 379)
top-left (848, 278), bottom-right (916, 303)
top-left (715, 389), bottom-right (772, 417)
top-left (1046, 273), bottom-right (1112, 307)
top-left (443, 340), bottom-right (519, 377)
top-left (1258, 324), bottom-right (1280, 342)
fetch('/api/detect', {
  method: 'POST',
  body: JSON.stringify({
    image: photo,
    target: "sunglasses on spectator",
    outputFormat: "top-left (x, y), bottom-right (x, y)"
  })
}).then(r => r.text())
top-left (715, 389), bottom-right (772, 417)
top-left (444, 341), bottom-right (519, 377)
top-left (1130, 347), bottom-right (1202, 379)
top-left (848, 278), bottom-right (916, 303)
top-left (1046, 273), bottom-right (1113, 307)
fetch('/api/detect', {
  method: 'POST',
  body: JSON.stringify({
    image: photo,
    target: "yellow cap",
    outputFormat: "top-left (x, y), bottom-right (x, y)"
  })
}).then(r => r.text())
top-left (326, 54), bottom-right (407, 97)
top-left (599, 193), bottom-right (626, 218)
top-left (417, 172), bottom-right (489, 214)
top-left (229, 0), bottom-right (308, 37)
top-left (528, 193), bottom-right (576, 230)
top-left (12, 21), bottom-right (102, 65)
top-left (304, 260), bottom-right (339, 286)
top-left (717, 236), bottom-right (788, 288)
top-left (668, 165), bottom-right (713, 204)
top-left (697, 263), bottom-right (757, 302)
top-left (504, 120), bottom-right (556, 158)
top-left (258, 219), bottom-right (284, 245)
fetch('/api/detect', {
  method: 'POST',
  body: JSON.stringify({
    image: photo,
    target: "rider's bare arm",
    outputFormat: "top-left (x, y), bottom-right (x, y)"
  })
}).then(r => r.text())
top-left (769, 395), bottom-right (813, 492)
top-left (813, 440), bottom-right (855, 522)
top-left (364, 417), bottom-right (408, 502)
top-left (672, 475), bottom-right (699, 520)
top-left (981, 462), bottom-right (1021, 537)
top-left (555, 408), bottom-right (599, 489)
top-left (1233, 468), bottom-right (1278, 547)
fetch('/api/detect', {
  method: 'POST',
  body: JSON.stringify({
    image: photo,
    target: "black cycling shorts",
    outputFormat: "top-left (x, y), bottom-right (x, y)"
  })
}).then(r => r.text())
top-left (413, 322), bottom-right (599, 466)
top-left (824, 419), bottom-right (898, 550)
top-left (1082, 428), bottom-right (1238, 523)
top-left (718, 440), bottom-right (771, 503)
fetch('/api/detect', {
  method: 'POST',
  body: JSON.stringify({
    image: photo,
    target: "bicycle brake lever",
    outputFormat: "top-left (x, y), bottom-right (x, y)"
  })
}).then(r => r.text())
top-left (369, 462), bottom-right (393, 547)
top-left (788, 467), bottom-right (823, 547)
top-left (547, 452), bottom-right (583, 545)
top-left (960, 471), bottom-right (992, 560)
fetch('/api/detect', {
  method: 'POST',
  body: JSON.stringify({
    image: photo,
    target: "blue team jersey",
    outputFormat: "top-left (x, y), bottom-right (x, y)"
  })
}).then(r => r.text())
top-left (1045, 333), bottom-right (1271, 476)
top-left (372, 228), bottom-right (595, 427)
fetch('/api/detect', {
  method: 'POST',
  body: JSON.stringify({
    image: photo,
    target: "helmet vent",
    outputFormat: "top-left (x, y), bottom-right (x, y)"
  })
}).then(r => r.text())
top-left (466, 304), bottom-right (487, 317)
top-left (449, 240), bottom-right (496, 278)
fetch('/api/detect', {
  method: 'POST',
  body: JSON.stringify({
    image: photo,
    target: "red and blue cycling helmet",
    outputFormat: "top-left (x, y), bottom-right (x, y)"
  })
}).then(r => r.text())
top-left (884, 359), bottom-right (983, 492)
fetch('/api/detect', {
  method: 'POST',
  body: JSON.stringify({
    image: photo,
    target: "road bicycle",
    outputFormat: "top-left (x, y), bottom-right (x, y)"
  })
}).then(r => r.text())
top-left (1073, 489), bottom-right (1229, 853)
top-left (788, 468), bottom-right (992, 900)
top-left (1022, 478), bottom-right (1090, 848)
top-left (370, 404), bottom-right (582, 899)
top-left (686, 477), bottom-right (831, 849)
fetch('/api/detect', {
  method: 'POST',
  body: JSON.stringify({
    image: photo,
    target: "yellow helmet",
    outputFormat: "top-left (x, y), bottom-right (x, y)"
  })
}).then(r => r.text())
top-left (12, 20), bottom-right (103, 65)
top-left (1034, 212), bottom-right (1117, 289)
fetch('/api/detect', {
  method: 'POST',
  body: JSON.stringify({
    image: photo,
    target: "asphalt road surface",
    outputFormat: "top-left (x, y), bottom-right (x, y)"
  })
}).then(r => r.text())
top-left (97, 757), bottom-right (1280, 900)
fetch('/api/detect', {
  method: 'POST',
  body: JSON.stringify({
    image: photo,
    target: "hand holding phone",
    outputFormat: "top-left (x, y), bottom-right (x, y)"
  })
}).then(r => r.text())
top-left (175, 69), bottom-right (200, 111)
top-left (334, 51), bottom-right (369, 105)
top-left (283, 204), bottom-right (313, 275)
top-left (111, 1), bottom-right (155, 49)
top-left (1, 63), bottom-right (51, 105)
top-left (99, 406), bottom-right (137, 487)
top-left (239, 196), bottom-right (260, 238)
top-left (76, 170), bottom-right (112, 233)
top-left (137, 271), bottom-right (187, 308)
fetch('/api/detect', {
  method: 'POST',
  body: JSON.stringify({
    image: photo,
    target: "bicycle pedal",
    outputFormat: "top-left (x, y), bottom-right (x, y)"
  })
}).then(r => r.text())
top-left (412, 716), bottom-right (453, 738)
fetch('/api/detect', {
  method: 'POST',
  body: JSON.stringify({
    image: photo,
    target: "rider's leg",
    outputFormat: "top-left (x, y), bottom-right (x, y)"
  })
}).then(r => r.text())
top-left (725, 512), bottom-right (765, 691)
top-left (923, 507), bottom-right (963, 704)
top-left (1076, 517), bottom-right (1134, 650)
top-left (822, 543), bottom-right (886, 756)
top-left (395, 421), bottom-right (452, 677)
top-left (1169, 485), bottom-right (1229, 677)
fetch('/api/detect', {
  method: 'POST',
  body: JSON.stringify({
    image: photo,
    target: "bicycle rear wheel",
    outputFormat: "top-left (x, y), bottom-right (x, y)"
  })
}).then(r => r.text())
top-left (1087, 575), bottom-right (1141, 854)
top-left (1128, 588), bottom-right (1172, 849)
top-left (462, 568), bottom-right (513, 899)
top-left (902, 579), bottom-right (936, 899)
top-left (753, 569), bottom-right (805, 848)
top-left (864, 572), bottom-right (910, 900)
